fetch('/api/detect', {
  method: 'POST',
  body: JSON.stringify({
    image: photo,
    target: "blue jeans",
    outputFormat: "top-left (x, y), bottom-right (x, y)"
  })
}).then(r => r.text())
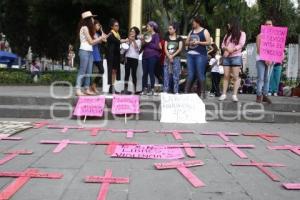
top-left (256, 60), bottom-right (273, 96)
top-left (269, 64), bottom-right (282, 93)
top-left (142, 56), bottom-right (159, 89)
top-left (163, 57), bottom-right (181, 93)
top-left (76, 50), bottom-right (94, 89)
top-left (187, 54), bottom-right (208, 82)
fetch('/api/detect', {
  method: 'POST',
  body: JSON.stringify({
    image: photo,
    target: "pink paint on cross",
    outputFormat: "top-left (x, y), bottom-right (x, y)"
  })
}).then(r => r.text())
top-left (282, 183), bottom-right (300, 190)
top-left (268, 145), bottom-right (300, 156)
top-left (243, 133), bottom-right (279, 142)
top-left (90, 141), bottom-right (138, 155)
top-left (156, 130), bottom-right (194, 140)
top-left (80, 127), bottom-right (110, 136)
top-left (85, 169), bottom-right (129, 200)
top-left (0, 168), bottom-right (63, 200)
top-left (166, 143), bottom-right (206, 157)
top-left (200, 131), bottom-right (240, 142)
top-left (0, 150), bottom-right (33, 165)
top-left (110, 129), bottom-right (148, 138)
top-left (0, 134), bottom-right (22, 141)
top-left (47, 125), bottom-right (82, 133)
top-left (231, 160), bottom-right (285, 182)
top-left (208, 143), bottom-right (255, 159)
top-left (32, 121), bottom-right (51, 129)
top-left (40, 139), bottom-right (88, 153)
top-left (154, 160), bottom-right (205, 188)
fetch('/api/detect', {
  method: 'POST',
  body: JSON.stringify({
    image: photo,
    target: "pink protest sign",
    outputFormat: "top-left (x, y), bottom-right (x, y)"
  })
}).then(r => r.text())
top-left (111, 95), bottom-right (140, 115)
top-left (111, 144), bottom-right (184, 160)
top-left (259, 25), bottom-right (288, 63)
top-left (73, 96), bottom-right (105, 117)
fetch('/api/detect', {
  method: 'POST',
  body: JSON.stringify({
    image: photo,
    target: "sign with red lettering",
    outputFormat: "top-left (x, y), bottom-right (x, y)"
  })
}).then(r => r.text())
top-left (111, 95), bottom-right (139, 115)
top-left (73, 96), bottom-right (105, 117)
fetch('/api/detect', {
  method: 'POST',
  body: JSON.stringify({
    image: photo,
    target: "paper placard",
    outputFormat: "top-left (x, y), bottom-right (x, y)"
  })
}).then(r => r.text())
top-left (111, 144), bottom-right (184, 159)
top-left (160, 93), bottom-right (206, 123)
top-left (73, 96), bottom-right (105, 117)
top-left (260, 26), bottom-right (288, 63)
top-left (111, 95), bottom-right (140, 115)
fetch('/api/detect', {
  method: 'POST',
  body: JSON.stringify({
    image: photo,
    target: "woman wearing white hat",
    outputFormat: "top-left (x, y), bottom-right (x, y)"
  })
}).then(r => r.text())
top-left (76, 11), bottom-right (105, 96)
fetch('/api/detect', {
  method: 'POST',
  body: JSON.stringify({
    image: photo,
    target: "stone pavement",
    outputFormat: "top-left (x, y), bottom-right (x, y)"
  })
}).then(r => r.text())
top-left (0, 118), bottom-right (299, 200)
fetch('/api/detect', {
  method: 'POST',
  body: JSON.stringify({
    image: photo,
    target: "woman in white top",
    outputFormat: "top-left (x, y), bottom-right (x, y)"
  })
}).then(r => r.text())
top-left (76, 11), bottom-right (105, 96)
top-left (122, 26), bottom-right (141, 94)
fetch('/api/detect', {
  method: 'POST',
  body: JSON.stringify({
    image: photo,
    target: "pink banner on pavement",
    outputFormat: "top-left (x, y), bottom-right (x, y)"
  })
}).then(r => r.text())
top-left (111, 144), bottom-right (184, 160)
top-left (73, 96), bottom-right (105, 117)
top-left (260, 25), bottom-right (288, 63)
top-left (111, 95), bottom-right (140, 115)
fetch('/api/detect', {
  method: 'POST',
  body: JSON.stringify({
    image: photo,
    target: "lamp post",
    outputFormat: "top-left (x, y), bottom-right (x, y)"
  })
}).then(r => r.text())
top-left (129, 0), bottom-right (142, 29)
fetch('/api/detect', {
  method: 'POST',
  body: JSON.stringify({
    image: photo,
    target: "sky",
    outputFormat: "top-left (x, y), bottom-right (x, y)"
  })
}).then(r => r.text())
top-left (245, 0), bottom-right (299, 8)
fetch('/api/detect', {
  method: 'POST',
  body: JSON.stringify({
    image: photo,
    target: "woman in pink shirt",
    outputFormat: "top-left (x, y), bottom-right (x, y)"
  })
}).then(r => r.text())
top-left (219, 18), bottom-right (246, 102)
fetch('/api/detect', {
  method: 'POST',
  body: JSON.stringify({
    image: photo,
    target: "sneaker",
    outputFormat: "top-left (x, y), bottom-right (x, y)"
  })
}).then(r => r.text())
top-left (273, 93), bottom-right (278, 96)
top-left (142, 88), bottom-right (148, 95)
top-left (219, 94), bottom-right (227, 101)
top-left (268, 92), bottom-right (272, 96)
top-left (148, 89), bottom-right (154, 96)
top-left (232, 95), bottom-right (239, 102)
top-left (209, 93), bottom-right (215, 97)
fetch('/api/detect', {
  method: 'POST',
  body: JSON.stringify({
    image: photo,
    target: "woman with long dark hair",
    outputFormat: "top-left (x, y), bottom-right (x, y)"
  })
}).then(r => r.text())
top-left (219, 17), bottom-right (246, 102)
top-left (141, 21), bottom-right (161, 96)
top-left (163, 23), bottom-right (183, 94)
top-left (185, 16), bottom-right (211, 99)
top-left (76, 11), bottom-right (104, 96)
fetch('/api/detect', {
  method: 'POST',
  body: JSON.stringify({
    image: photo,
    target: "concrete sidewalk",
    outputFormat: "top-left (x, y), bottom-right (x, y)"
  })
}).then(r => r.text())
top-left (0, 118), bottom-right (299, 200)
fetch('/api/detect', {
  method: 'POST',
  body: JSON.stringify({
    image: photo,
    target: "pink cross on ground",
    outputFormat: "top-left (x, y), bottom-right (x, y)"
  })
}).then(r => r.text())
top-left (154, 160), bottom-right (205, 188)
top-left (80, 127), bottom-right (110, 136)
top-left (200, 131), bottom-right (240, 142)
top-left (208, 143), bottom-right (255, 159)
top-left (166, 143), bottom-right (206, 157)
top-left (156, 130), bottom-right (194, 140)
top-left (243, 133), bottom-right (279, 142)
top-left (0, 150), bottom-right (33, 165)
top-left (85, 169), bottom-right (129, 200)
top-left (282, 183), bottom-right (300, 190)
top-left (268, 145), bottom-right (300, 156)
top-left (0, 134), bottom-right (22, 141)
top-left (40, 139), bottom-right (88, 153)
top-left (110, 129), bottom-right (148, 138)
top-left (0, 168), bottom-right (63, 200)
top-left (231, 160), bottom-right (285, 182)
top-left (32, 121), bottom-right (51, 129)
top-left (47, 125), bottom-right (82, 133)
top-left (89, 141), bottom-right (138, 155)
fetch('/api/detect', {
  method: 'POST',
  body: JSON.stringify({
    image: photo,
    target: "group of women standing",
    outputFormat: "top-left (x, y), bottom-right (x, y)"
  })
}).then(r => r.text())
top-left (76, 11), bottom-right (280, 104)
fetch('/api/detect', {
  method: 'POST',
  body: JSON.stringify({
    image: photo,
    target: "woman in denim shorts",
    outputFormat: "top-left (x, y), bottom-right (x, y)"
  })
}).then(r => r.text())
top-left (219, 17), bottom-right (246, 102)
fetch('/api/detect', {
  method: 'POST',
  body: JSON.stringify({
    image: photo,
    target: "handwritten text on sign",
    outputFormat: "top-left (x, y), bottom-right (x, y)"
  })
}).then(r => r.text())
top-left (111, 144), bottom-right (184, 159)
top-left (73, 96), bottom-right (105, 117)
top-left (260, 26), bottom-right (288, 63)
top-left (111, 95), bottom-right (140, 114)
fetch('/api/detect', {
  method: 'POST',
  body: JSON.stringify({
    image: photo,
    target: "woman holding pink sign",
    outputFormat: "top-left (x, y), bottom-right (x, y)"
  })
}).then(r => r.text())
top-left (255, 19), bottom-right (274, 104)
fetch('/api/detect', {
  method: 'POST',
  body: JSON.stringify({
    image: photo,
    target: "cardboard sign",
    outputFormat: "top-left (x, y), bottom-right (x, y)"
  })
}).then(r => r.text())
top-left (111, 144), bottom-right (184, 159)
top-left (73, 96), bottom-right (105, 117)
top-left (160, 93), bottom-right (206, 123)
top-left (260, 26), bottom-right (288, 63)
top-left (111, 95), bottom-right (140, 115)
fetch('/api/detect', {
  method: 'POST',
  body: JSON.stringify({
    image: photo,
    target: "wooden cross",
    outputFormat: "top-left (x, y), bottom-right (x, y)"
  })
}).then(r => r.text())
top-left (282, 183), bottom-right (300, 190)
top-left (0, 150), bottom-right (33, 165)
top-left (156, 130), bottom-right (194, 140)
top-left (166, 143), bottom-right (206, 157)
top-left (47, 125), bottom-right (82, 133)
top-left (110, 129), bottom-right (148, 138)
top-left (231, 160), bottom-right (285, 181)
top-left (0, 134), bottom-right (22, 141)
top-left (89, 141), bottom-right (138, 155)
top-left (200, 131), bottom-right (240, 142)
top-left (80, 127), bottom-right (110, 136)
top-left (268, 145), bottom-right (300, 156)
top-left (208, 143), bottom-right (255, 159)
top-left (85, 169), bottom-right (129, 200)
top-left (154, 160), bottom-right (205, 188)
top-left (40, 139), bottom-right (88, 153)
top-left (0, 168), bottom-right (63, 200)
top-left (242, 133), bottom-right (279, 142)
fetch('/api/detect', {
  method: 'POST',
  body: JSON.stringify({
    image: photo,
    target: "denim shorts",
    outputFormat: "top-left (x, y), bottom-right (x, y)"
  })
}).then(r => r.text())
top-left (222, 56), bottom-right (242, 67)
